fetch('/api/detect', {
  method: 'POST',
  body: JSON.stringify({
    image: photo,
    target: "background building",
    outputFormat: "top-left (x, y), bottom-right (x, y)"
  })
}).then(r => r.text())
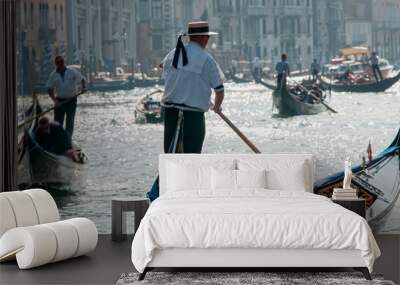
top-left (343, 0), bottom-right (372, 48)
top-left (371, 0), bottom-right (400, 63)
top-left (136, 0), bottom-right (177, 74)
top-left (17, 0), bottom-right (400, 92)
top-left (67, 0), bottom-right (136, 77)
top-left (17, 0), bottom-right (67, 94)
top-left (312, 0), bottom-right (345, 64)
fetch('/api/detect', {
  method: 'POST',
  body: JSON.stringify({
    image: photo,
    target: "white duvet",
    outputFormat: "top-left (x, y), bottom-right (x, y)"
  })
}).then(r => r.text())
top-left (131, 190), bottom-right (380, 273)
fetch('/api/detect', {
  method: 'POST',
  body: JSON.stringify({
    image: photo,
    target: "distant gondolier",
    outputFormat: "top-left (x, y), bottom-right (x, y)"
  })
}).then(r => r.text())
top-left (275, 53), bottom-right (290, 90)
top-left (310, 59), bottom-right (321, 81)
top-left (46, 55), bottom-right (86, 136)
top-left (370, 51), bottom-right (383, 82)
top-left (159, 21), bottom-right (225, 153)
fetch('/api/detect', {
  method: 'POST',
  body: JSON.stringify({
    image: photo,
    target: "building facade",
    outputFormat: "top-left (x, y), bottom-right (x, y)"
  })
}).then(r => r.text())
top-left (17, 0), bottom-right (68, 94)
top-left (312, 0), bottom-right (345, 64)
top-left (371, 0), bottom-right (400, 63)
top-left (136, 0), bottom-right (176, 73)
top-left (343, 0), bottom-right (372, 48)
top-left (66, 0), bottom-right (136, 76)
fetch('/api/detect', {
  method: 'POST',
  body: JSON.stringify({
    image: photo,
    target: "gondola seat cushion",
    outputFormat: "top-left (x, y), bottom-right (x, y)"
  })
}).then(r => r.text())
top-left (0, 189), bottom-right (98, 269)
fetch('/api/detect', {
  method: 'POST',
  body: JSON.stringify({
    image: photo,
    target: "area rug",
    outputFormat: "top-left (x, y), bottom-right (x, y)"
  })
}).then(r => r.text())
top-left (116, 271), bottom-right (396, 285)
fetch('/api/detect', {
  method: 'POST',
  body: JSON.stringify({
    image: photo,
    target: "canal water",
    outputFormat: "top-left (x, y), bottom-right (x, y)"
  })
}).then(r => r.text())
top-left (19, 82), bottom-right (400, 233)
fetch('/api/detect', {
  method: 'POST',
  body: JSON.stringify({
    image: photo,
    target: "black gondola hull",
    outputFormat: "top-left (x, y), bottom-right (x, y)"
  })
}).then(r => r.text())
top-left (321, 72), bottom-right (400, 93)
top-left (272, 88), bottom-right (325, 117)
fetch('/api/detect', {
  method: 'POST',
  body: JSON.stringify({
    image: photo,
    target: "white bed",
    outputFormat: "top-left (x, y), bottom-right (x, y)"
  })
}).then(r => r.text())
top-left (131, 154), bottom-right (380, 280)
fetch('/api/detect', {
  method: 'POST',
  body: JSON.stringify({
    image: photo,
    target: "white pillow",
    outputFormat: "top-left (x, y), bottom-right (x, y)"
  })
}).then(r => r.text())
top-left (166, 162), bottom-right (211, 191)
top-left (238, 159), bottom-right (309, 192)
top-left (236, 169), bottom-right (267, 189)
top-left (165, 159), bottom-right (237, 193)
top-left (211, 168), bottom-right (236, 190)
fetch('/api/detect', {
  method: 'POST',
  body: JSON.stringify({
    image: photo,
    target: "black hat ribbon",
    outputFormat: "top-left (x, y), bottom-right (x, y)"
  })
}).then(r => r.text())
top-left (172, 34), bottom-right (188, 69)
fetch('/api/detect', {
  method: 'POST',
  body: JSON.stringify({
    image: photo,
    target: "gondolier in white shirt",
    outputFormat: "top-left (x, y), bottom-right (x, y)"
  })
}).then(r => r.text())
top-left (369, 51), bottom-right (383, 82)
top-left (46, 55), bottom-right (86, 137)
top-left (159, 21), bottom-right (225, 153)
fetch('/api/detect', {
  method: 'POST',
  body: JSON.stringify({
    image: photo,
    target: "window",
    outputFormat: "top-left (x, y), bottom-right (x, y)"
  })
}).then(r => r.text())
top-left (307, 46), bottom-right (311, 54)
top-left (24, 2), bottom-right (27, 28)
top-left (60, 6), bottom-right (63, 30)
top-left (152, 34), bottom-right (163, 50)
top-left (262, 19), bottom-right (267, 35)
top-left (152, 0), bottom-right (162, 19)
top-left (54, 5), bottom-right (57, 29)
top-left (30, 2), bottom-right (34, 28)
top-left (274, 17), bottom-right (278, 36)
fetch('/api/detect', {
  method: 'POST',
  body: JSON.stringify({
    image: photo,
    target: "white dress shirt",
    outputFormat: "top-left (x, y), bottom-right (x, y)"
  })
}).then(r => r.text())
top-left (46, 67), bottom-right (84, 99)
top-left (161, 41), bottom-right (225, 112)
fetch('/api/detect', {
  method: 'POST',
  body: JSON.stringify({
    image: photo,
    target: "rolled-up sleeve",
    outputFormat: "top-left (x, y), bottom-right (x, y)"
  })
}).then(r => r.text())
top-left (204, 57), bottom-right (224, 92)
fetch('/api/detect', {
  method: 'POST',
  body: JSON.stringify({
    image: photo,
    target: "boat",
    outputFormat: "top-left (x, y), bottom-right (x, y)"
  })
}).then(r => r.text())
top-left (314, 129), bottom-right (400, 229)
top-left (230, 60), bottom-right (254, 83)
top-left (133, 77), bottom-right (164, 88)
top-left (17, 96), bottom-right (41, 188)
top-left (253, 72), bottom-right (277, 90)
top-left (231, 74), bottom-right (253, 83)
top-left (320, 71), bottom-right (400, 93)
top-left (134, 89), bottom-right (164, 124)
top-left (18, 99), bottom-right (86, 190)
top-left (272, 85), bottom-right (326, 117)
top-left (88, 77), bottom-right (134, 92)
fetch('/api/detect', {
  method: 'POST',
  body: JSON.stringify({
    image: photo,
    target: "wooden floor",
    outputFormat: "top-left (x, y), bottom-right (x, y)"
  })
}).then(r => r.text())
top-left (1, 234), bottom-right (398, 285)
top-left (0, 235), bottom-right (134, 285)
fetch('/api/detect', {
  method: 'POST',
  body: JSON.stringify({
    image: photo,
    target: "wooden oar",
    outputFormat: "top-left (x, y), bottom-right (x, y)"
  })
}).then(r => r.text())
top-left (18, 90), bottom-right (86, 129)
top-left (216, 110), bottom-right (261, 154)
top-left (296, 84), bottom-right (338, 113)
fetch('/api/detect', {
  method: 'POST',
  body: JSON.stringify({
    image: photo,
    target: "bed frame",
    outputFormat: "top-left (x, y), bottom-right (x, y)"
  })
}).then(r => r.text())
top-left (139, 249), bottom-right (371, 280)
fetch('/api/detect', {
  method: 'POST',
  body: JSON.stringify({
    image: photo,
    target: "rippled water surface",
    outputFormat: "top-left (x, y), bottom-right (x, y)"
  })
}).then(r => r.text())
top-left (19, 82), bottom-right (400, 233)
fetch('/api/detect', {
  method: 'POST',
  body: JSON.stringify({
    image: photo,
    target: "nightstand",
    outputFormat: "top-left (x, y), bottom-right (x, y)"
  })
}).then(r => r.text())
top-left (332, 198), bottom-right (366, 218)
top-left (111, 198), bottom-right (150, 242)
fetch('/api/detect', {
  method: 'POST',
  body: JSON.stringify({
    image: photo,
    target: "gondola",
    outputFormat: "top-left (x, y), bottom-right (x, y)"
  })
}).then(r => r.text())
top-left (134, 89), bottom-right (164, 124)
top-left (320, 71), bottom-right (400, 93)
top-left (18, 99), bottom-right (86, 191)
top-left (314, 129), bottom-right (400, 230)
top-left (272, 85), bottom-right (326, 117)
top-left (232, 74), bottom-right (253, 84)
top-left (133, 77), bottom-right (164, 88)
top-left (254, 76), bottom-right (277, 90)
top-left (88, 78), bottom-right (134, 92)
top-left (17, 96), bottom-right (41, 187)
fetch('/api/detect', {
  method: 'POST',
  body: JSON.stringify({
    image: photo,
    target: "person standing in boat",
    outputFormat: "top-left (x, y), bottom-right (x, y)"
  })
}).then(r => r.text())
top-left (159, 21), bottom-right (225, 153)
top-left (46, 55), bottom-right (86, 137)
top-left (310, 59), bottom-right (321, 81)
top-left (370, 51), bottom-right (383, 82)
top-left (275, 53), bottom-right (290, 90)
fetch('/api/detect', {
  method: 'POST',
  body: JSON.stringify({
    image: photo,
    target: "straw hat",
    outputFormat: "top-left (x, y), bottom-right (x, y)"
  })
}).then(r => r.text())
top-left (186, 21), bottom-right (218, 36)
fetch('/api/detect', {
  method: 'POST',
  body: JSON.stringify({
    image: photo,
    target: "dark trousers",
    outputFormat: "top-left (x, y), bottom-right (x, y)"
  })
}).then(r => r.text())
top-left (372, 64), bottom-right (383, 82)
top-left (54, 98), bottom-right (77, 137)
top-left (277, 73), bottom-right (285, 90)
top-left (164, 107), bottom-right (205, 154)
top-left (312, 71), bottom-right (319, 80)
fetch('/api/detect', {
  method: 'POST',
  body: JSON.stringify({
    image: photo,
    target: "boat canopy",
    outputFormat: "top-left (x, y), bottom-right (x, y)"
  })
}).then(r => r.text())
top-left (339, 47), bottom-right (368, 57)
